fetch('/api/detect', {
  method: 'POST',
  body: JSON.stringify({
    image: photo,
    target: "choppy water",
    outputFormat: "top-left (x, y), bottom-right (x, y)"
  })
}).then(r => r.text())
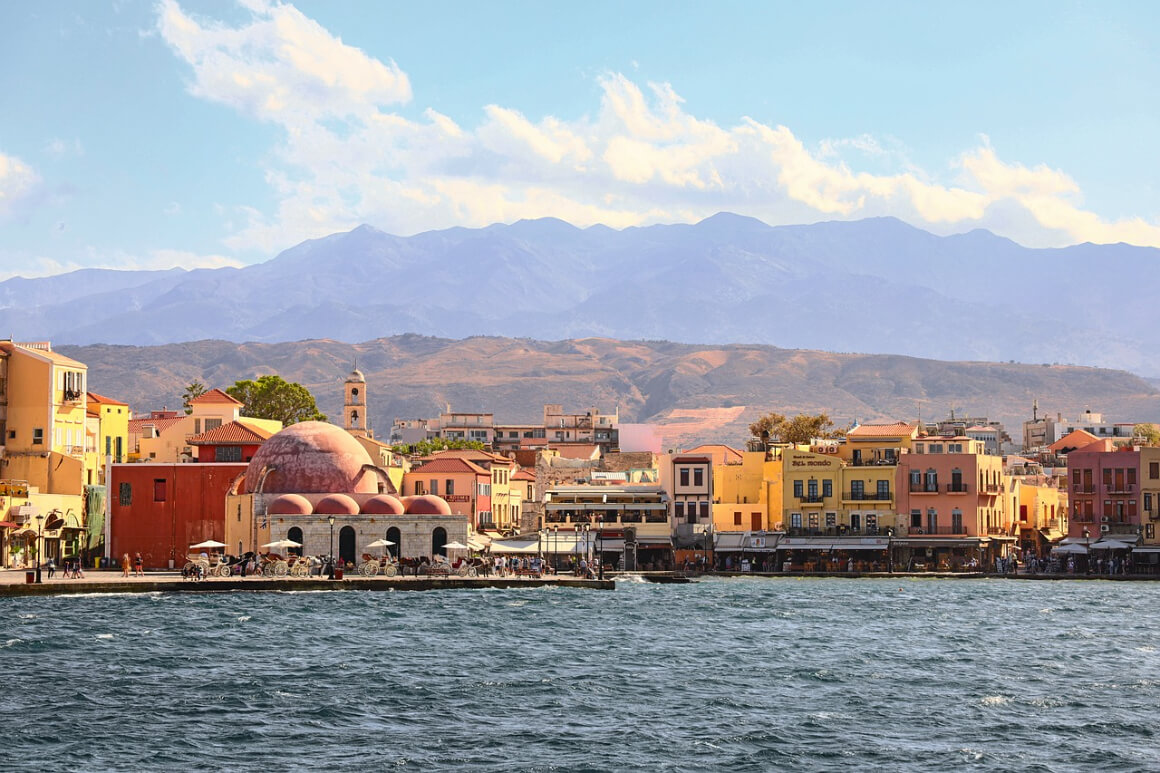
top-left (3, 577), bottom-right (1159, 771)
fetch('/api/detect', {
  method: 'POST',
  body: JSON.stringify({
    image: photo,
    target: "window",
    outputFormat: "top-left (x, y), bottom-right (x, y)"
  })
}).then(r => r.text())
top-left (694, 468), bottom-right (704, 487)
top-left (1104, 468), bottom-right (1113, 487)
top-left (951, 509), bottom-right (963, 534)
top-left (674, 502), bottom-right (684, 519)
top-left (680, 468), bottom-right (690, 486)
top-left (218, 446), bottom-right (242, 462)
top-left (924, 469), bottom-right (938, 492)
top-left (118, 482), bottom-right (132, 505)
top-left (1128, 468), bottom-right (1137, 486)
top-left (850, 513), bottom-right (861, 531)
top-left (205, 418), bottom-right (222, 431)
top-left (910, 509), bottom-right (921, 528)
top-left (414, 481), bottom-right (425, 495)
top-left (866, 514), bottom-right (878, 533)
top-left (1146, 493), bottom-right (1153, 512)
top-left (194, 419), bottom-right (202, 434)
top-left (1072, 469), bottom-right (1081, 485)
top-left (105, 436), bottom-right (111, 455)
top-left (808, 512), bottom-right (818, 529)
top-left (877, 479), bottom-right (890, 498)
top-left (700, 502), bottom-right (709, 519)
top-left (808, 480), bottom-right (818, 499)
top-left (153, 478), bottom-right (166, 502)
top-left (825, 512), bottom-right (836, 528)
top-left (430, 480), bottom-right (439, 496)
top-left (851, 480), bottom-right (864, 500)
top-left (793, 480), bottom-right (803, 498)
top-left (929, 443), bottom-right (943, 454)
top-left (790, 512), bottom-right (802, 528)
top-left (446, 480), bottom-right (455, 496)
top-left (910, 470), bottom-right (921, 490)
top-left (822, 479), bottom-right (832, 497)
top-left (734, 511), bottom-right (742, 526)
top-left (32, 428), bottom-right (44, 445)
top-left (1152, 462), bottom-right (1160, 480)
top-left (927, 508), bottom-right (938, 534)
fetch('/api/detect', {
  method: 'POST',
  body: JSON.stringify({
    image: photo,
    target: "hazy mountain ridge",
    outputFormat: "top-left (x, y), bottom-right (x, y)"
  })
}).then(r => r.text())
top-left (61, 336), bottom-right (1160, 449)
top-left (9, 214), bottom-right (1160, 372)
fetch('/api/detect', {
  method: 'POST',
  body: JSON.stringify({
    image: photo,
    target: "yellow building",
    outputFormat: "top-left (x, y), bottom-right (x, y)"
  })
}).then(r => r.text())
top-left (711, 449), bottom-right (782, 532)
top-left (781, 447), bottom-right (844, 533)
top-left (86, 391), bottom-right (130, 484)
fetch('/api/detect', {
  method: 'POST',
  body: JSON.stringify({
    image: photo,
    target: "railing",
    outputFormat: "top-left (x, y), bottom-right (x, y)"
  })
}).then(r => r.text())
top-left (786, 527), bottom-right (888, 537)
top-left (907, 527), bottom-right (969, 536)
top-left (1106, 487), bottom-right (1137, 495)
top-left (909, 484), bottom-right (939, 493)
top-left (842, 492), bottom-right (892, 501)
top-left (1074, 486), bottom-right (1096, 494)
top-left (946, 483), bottom-right (969, 493)
top-left (850, 458), bottom-right (898, 467)
top-left (796, 494), bottom-right (825, 503)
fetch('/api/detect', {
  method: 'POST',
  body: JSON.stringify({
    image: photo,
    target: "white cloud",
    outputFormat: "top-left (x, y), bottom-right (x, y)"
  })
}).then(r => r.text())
top-left (157, 1), bottom-right (1160, 252)
top-left (0, 246), bottom-right (243, 281)
top-left (0, 152), bottom-right (41, 218)
top-left (44, 138), bottom-right (84, 157)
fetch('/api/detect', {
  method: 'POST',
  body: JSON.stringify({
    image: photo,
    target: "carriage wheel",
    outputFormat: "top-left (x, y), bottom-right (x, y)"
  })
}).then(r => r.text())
top-left (360, 561), bottom-right (378, 577)
top-left (217, 564), bottom-right (232, 578)
top-left (273, 561), bottom-right (289, 577)
top-left (467, 567), bottom-right (478, 577)
top-left (290, 562), bottom-right (308, 577)
top-left (383, 564), bottom-right (398, 577)
top-left (456, 565), bottom-right (470, 577)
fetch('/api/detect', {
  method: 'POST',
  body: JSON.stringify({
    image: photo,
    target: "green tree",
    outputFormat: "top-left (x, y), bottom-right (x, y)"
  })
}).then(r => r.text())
top-left (748, 411), bottom-right (844, 447)
top-left (181, 380), bottom-right (207, 415)
top-left (226, 375), bottom-right (327, 425)
top-left (1134, 423), bottom-right (1160, 446)
top-left (391, 437), bottom-right (486, 456)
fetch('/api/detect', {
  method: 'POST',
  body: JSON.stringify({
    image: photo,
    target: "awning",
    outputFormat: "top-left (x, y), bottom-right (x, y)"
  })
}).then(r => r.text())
top-left (592, 539), bottom-right (625, 552)
top-left (1130, 547), bottom-right (1160, 554)
top-left (776, 538), bottom-right (834, 551)
top-left (9, 505), bottom-right (35, 518)
top-left (489, 540), bottom-right (541, 554)
top-left (715, 532), bottom-right (748, 550)
top-left (1090, 540), bottom-right (1134, 551)
top-left (1038, 528), bottom-right (1064, 542)
top-left (894, 537), bottom-right (987, 548)
top-left (830, 539), bottom-right (891, 551)
top-left (1052, 543), bottom-right (1088, 555)
top-left (0, 520), bottom-right (19, 528)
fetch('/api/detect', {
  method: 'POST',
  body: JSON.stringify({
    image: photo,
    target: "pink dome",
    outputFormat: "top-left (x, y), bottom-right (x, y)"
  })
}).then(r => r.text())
top-left (243, 421), bottom-right (377, 495)
top-left (267, 494), bottom-right (312, 515)
top-left (399, 495), bottom-right (418, 510)
top-left (405, 494), bottom-right (453, 515)
top-left (314, 494), bottom-right (360, 515)
top-left (361, 494), bottom-right (405, 515)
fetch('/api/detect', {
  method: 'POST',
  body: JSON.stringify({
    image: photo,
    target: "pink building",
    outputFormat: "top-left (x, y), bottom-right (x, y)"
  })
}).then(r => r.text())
top-left (1066, 445), bottom-right (1160, 544)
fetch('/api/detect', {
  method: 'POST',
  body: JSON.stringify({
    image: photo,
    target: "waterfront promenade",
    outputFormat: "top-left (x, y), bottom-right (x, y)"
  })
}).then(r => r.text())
top-left (0, 567), bottom-right (614, 596)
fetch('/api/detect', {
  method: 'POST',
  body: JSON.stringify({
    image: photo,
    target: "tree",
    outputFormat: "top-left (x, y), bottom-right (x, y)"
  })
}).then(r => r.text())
top-left (1134, 423), bottom-right (1160, 446)
top-left (181, 380), bottom-right (207, 415)
top-left (391, 437), bottom-right (486, 456)
top-left (226, 375), bottom-right (327, 425)
top-left (748, 411), bottom-right (844, 447)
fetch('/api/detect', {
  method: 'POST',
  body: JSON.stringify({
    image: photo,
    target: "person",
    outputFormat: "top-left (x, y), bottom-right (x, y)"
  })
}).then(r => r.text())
top-left (121, 553), bottom-right (131, 577)
top-left (46, 557), bottom-right (55, 579)
top-left (133, 552), bottom-right (144, 577)
top-left (74, 560), bottom-right (84, 579)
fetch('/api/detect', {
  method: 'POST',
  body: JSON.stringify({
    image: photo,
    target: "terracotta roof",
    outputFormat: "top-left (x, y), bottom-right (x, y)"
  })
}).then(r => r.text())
top-left (87, 391), bottom-right (128, 406)
top-left (512, 468), bottom-right (536, 481)
top-left (188, 388), bottom-right (242, 406)
top-left (410, 457), bottom-right (489, 475)
top-left (419, 448), bottom-right (514, 465)
top-left (848, 422), bottom-right (918, 439)
top-left (188, 419), bottom-right (275, 446)
top-left (129, 416), bottom-right (186, 435)
top-left (1048, 429), bottom-right (1101, 453)
top-left (684, 444), bottom-right (744, 464)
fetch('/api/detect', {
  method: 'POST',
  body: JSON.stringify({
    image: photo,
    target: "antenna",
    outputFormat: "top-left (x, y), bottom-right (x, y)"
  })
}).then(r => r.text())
top-left (1033, 398), bottom-right (1038, 421)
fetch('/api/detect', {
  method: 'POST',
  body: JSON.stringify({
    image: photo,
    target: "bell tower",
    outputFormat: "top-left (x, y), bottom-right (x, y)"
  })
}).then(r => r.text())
top-left (344, 368), bottom-right (369, 438)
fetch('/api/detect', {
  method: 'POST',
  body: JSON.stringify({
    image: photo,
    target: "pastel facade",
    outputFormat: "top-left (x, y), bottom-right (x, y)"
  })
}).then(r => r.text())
top-left (712, 449), bottom-right (780, 532)
top-left (131, 388), bottom-right (281, 464)
top-left (1066, 446), bottom-right (1160, 543)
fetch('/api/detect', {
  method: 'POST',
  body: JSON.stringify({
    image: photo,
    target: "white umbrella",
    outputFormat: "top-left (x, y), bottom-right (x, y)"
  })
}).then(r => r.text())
top-left (1051, 543), bottom-right (1088, 555)
top-left (260, 538), bottom-right (302, 549)
top-left (1090, 540), bottom-right (1133, 551)
top-left (366, 539), bottom-right (396, 548)
top-left (190, 540), bottom-right (228, 550)
top-left (442, 541), bottom-right (469, 550)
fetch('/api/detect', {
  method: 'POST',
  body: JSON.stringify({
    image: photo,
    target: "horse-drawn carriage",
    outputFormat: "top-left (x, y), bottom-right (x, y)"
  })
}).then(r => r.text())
top-left (358, 553), bottom-right (399, 577)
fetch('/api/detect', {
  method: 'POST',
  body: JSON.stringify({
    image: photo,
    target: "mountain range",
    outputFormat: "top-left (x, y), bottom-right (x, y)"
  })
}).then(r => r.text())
top-left (60, 336), bottom-right (1160, 450)
top-left (8, 214), bottom-right (1160, 373)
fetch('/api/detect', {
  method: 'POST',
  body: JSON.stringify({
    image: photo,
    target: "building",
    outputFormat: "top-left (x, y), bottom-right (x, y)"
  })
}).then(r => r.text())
top-left (541, 483), bottom-right (670, 570)
top-left (404, 449), bottom-right (519, 533)
top-left (226, 421), bottom-right (467, 564)
top-left (396, 403), bottom-right (619, 456)
top-left (1023, 408), bottom-right (1136, 452)
top-left (187, 420), bottom-right (276, 463)
top-left (1065, 445), bottom-right (1160, 545)
top-left (86, 391), bottom-right (130, 475)
top-left (130, 388), bottom-right (282, 463)
top-left (710, 448), bottom-right (780, 533)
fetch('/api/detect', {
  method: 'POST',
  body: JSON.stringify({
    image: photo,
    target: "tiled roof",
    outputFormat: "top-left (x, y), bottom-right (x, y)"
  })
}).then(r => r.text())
top-left (87, 391), bottom-right (128, 406)
top-left (419, 448), bottom-right (513, 465)
top-left (188, 388), bottom-right (242, 406)
top-left (128, 416), bottom-right (186, 435)
top-left (512, 468), bottom-right (536, 481)
top-left (1048, 429), bottom-right (1101, 453)
top-left (188, 420), bottom-right (275, 445)
top-left (847, 422), bottom-right (917, 438)
top-left (410, 457), bottom-right (489, 475)
top-left (684, 444), bottom-right (744, 463)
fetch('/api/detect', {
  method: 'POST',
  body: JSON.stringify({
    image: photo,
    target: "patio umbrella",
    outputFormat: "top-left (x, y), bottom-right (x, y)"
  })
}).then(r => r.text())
top-left (1051, 543), bottom-right (1088, 555)
top-left (442, 541), bottom-right (469, 550)
top-left (1089, 540), bottom-right (1133, 551)
top-left (190, 540), bottom-right (228, 550)
top-left (260, 538), bottom-right (303, 549)
top-left (366, 538), bottom-right (396, 559)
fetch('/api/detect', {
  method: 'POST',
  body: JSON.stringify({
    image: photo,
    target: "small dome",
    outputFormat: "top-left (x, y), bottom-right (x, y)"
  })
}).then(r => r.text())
top-left (347, 369), bottom-right (365, 383)
top-left (406, 494), bottom-right (453, 515)
top-left (267, 494), bottom-right (312, 515)
top-left (361, 494), bottom-right (405, 515)
top-left (243, 421), bottom-right (377, 495)
top-left (314, 493), bottom-right (360, 515)
top-left (399, 495), bottom-right (418, 510)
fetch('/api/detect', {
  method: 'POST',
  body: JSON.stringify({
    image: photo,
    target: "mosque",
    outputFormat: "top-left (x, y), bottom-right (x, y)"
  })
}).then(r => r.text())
top-left (223, 370), bottom-right (468, 563)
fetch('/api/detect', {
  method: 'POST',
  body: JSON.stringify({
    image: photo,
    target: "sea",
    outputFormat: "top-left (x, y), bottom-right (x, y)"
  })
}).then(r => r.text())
top-left (2, 576), bottom-right (1158, 772)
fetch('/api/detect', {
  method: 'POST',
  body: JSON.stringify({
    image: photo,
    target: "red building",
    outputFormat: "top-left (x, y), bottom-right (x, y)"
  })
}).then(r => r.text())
top-left (109, 462), bottom-right (247, 569)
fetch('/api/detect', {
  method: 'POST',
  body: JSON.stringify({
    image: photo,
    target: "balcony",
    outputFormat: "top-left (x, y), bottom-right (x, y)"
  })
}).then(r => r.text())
top-left (1074, 486), bottom-right (1096, 494)
top-left (1106, 487), bottom-right (1137, 495)
top-left (909, 484), bottom-right (939, 494)
top-left (795, 494), bottom-right (826, 507)
top-left (850, 457), bottom-right (898, 467)
top-left (907, 526), bottom-right (969, 536)
top-left (786, 526), bottom-right (889, 537)
top-left (842, 491), bottom-right (892, 502)
top-left (946, 483), bottom-right (969, 494)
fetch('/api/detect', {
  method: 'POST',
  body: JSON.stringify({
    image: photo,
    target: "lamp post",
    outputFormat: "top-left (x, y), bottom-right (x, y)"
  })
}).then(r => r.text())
top-left (596, 515), bottom-right (604, 580)
top-left (551, 525), bottom-right (558, 574)
top-left (327, 515), bottom-right (336, 580)
top-left (34, 513), bottom-right (44, 583)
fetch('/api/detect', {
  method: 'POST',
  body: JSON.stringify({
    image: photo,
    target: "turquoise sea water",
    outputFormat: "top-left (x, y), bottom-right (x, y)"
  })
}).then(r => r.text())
top-left (3, 577), bottom-right (1158, 771)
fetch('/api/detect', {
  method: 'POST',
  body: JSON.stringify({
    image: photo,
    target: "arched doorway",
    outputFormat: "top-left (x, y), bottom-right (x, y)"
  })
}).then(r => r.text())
top-left (432, 527), bottom-right (447, 557)
top-left (287, 527), bottom-right (303, 556)
top-left (386, 527), bottom-right (401, 559)
top-left (339, 525), bottom-right (356, 565)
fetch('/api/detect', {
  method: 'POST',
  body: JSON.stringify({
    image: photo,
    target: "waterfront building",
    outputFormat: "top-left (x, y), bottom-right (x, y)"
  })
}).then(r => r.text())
top-left (405, 448), bottom-right (519, 532)
top-left (1065, 445), bottom-right (1160, 546)
top-left (542, 483), bottom-right (670, 570)
top-left (86, 391), bottom-right (130, 477)
top-left (895, 436), bottom-right (1012, 570)
top-left (1005, 455), bottom-right (1067, 556)
top-left (709, 447), bottom-right (780, 533)
top-left (226, 421), bottom-right (467, 564)
top-left (402, 455), bottom-right (491, 529)
top-left (109, 461), bottom-right (247, 569)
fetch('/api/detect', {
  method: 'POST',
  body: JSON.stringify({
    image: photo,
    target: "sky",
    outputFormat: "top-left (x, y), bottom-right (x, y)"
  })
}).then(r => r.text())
top-left (1, 0), bottom-right (1159, 279)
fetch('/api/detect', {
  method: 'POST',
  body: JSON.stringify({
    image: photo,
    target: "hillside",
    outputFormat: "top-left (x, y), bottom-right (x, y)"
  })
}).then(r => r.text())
top-left (61, 336), bottom-right (1160, 450)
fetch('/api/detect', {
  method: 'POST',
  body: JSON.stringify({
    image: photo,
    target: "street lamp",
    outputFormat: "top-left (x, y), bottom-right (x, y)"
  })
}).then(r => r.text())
top-left (551, 525), bottom-right (558, 574)
top-left (596, 515), bottom-right (604, 580)
top-left (327, 515), bottom-right (336, 579)
top-left (34, 513), bottom-right (44, 583)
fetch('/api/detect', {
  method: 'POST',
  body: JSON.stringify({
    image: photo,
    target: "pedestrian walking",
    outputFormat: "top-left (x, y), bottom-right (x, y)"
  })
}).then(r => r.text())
top-left (133, 552), bottom-right (144, 576)
top-left (121, 553), bottom-right (131, 577)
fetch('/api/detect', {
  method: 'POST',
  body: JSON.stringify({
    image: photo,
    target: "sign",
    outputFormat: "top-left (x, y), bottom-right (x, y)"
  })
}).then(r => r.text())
top-left (751, 536), bottom-right (766, 548)
top-left (445, 495), bottom-right (471, 502)
top-left (591, 472), bottom-right (628, 481)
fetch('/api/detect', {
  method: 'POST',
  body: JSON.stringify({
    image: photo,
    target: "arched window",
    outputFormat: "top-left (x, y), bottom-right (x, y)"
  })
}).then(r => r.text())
top-left (287, 526), bottom-right (303, 556)
top-left (432, 526), bottom-right (448, 556)
top-left (386, 526), bottom-right (401, 559)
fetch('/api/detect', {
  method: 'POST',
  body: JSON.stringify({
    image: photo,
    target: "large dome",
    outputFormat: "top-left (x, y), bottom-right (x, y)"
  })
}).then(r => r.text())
top-left (243, 421), bottom-right (378, 495)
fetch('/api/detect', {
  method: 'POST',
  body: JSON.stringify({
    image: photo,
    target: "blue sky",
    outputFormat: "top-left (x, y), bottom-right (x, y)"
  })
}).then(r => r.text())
top-left (1, 0), bottom-right (1158, 278)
